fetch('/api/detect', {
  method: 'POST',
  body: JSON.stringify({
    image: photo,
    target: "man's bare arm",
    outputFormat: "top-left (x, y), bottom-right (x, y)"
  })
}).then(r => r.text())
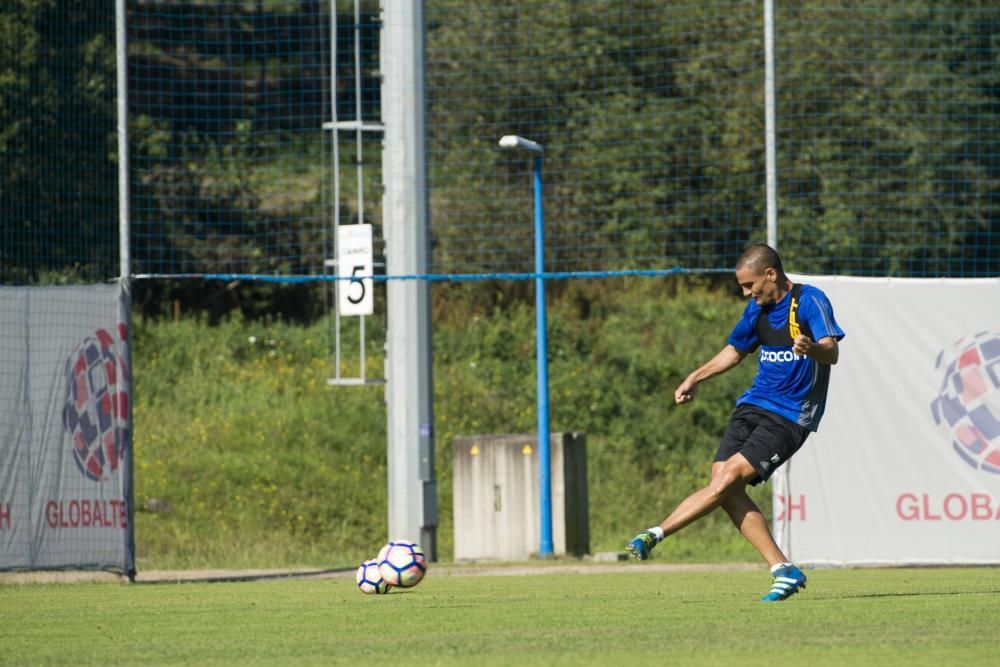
top-left (674, 344), bottom-right (748, 404)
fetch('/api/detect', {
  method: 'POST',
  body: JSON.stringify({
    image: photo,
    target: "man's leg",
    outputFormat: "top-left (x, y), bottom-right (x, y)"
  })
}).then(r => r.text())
top-left (659, 454), bottom-right (758, 537)
top-left (720, 488), bottom-right (806, 601)
top-left (719, 487), bottom-right (785, 567)
top-left (626, 454), bottom-right (757, 559)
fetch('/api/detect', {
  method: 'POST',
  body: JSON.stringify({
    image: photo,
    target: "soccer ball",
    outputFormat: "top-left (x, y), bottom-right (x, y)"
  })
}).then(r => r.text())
top-left (355, 558), bottom-right (391, 594)
top-left (377, 540), bottom-right (427, 588)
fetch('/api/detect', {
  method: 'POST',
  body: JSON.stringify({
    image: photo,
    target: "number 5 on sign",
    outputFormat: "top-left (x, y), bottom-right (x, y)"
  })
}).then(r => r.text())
top-left (337, 224), bottom-right (374, 316)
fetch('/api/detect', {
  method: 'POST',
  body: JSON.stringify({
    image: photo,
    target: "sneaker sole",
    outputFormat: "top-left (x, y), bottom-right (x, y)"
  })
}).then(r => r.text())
top-left (762, 581), bottom-right (806, 602)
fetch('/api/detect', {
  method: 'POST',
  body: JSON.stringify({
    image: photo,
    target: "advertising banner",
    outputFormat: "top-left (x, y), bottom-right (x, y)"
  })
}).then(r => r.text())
top-left (0, 285), bottom-right (134, 574)
top-left (774, 276), bottom-right (1000, 565)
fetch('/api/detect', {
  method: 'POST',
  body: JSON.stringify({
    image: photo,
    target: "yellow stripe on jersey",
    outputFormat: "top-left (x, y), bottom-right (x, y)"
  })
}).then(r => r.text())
top-left (789, 296), bottom-right (801, 339)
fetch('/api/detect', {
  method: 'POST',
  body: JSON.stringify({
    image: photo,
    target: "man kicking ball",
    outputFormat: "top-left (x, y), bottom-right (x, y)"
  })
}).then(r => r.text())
top-left (627, 244), bottom-right (845, 602)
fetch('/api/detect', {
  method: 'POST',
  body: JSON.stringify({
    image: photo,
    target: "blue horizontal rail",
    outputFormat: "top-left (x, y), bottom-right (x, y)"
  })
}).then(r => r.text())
top-left (130, 267), bottom-right (732, 283)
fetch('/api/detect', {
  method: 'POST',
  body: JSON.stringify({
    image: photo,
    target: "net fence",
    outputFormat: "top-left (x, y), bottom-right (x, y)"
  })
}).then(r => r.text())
top-left (128, 0), bottom-right (344, 279)
top-left (776, 3), bottom-right (1000, 277)
top-left (2, 0), bottom-right (998, 575)
top-left (2, 0), bottom-right (998, 285)
top-left (425, 0), bottom-right (999, 277)
top-left (426, 1), bottom-right (764, 275)
top-left (0, 2), bottom-right (119, 285)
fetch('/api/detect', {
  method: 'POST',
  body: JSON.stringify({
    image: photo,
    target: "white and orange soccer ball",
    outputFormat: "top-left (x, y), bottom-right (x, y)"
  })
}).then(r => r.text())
top-left (376, 540), bottom-right (427, 588)
top-left (355, 558), bottom-right (391, 594)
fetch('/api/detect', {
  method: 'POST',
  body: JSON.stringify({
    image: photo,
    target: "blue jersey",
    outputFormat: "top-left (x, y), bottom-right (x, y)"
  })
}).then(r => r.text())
top-left (727, 284), bottom-right (845, 431)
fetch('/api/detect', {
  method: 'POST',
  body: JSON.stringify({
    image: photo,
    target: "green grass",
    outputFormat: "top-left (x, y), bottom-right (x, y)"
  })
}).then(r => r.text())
top-left (2, 566), bottom-right (998, 666)
top-left (132, 279), bottom-right (764, 569)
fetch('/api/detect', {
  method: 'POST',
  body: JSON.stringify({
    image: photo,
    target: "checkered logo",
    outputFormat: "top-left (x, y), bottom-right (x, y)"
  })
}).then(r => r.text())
top-left (930, 331), bottom-right (1000, 475)
top-left (62, 326), bottom-right (131, 482)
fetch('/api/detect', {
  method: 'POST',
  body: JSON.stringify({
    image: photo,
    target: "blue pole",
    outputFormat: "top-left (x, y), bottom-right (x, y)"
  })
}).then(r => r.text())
top-left (533, 155), bottom-right (553, 558)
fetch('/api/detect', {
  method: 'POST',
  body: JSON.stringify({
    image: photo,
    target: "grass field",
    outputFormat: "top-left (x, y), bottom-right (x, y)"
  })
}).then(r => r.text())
top-left (3, 565), bottom-right (998, 666)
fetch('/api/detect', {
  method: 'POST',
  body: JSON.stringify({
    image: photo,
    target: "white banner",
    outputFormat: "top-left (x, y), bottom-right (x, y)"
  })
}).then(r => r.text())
top-left (0, 285), bottom-right (134, 574)
top-left (775, 276), bottom-right (1000, 565)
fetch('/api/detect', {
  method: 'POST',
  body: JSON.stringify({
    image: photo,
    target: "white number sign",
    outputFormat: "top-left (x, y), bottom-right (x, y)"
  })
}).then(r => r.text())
top-left (337, 224), bottom-right (374, 316)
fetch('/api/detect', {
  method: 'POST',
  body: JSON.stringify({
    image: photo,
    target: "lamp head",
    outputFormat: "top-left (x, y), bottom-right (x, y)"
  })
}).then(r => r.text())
top-left (498, 135), bottom-right (544, 154)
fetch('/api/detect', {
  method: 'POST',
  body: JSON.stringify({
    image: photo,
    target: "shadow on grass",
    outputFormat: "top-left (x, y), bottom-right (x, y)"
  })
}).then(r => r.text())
top-left (815, 589), bottom-right (1000, 601)
top-left (134, 567), bottom-right (354, 585)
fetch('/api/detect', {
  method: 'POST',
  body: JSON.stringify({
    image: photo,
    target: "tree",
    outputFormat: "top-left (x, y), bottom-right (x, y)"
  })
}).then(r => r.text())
top-left (777, 1), bottom-right (1000, 276)
top-left (0, 0), bottom-right (118, 284)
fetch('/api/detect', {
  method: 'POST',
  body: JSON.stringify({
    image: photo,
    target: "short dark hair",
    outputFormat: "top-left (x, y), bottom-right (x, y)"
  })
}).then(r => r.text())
top-left (736, 244), bottom-right (784, 275)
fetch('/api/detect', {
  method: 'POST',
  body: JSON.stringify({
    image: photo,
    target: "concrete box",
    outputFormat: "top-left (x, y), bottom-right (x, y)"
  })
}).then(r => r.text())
top-left (452, 433), bottom-right (589, 560)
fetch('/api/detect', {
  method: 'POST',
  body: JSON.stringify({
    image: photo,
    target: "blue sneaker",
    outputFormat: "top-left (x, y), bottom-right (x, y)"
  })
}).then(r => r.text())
top-left (761, 565), bottom-right (807, 602)
top-left (626, 530), bottom-right (658, 561)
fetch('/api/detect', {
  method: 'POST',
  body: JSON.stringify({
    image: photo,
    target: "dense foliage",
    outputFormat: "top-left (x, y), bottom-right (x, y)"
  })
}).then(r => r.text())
top-left (2, 1), bottom-right (998, 296)
top-left (0, 0), bottom-right (118, 284)
top-left (425, 1), bottom-right (1000, 276)
top-left (132, 280), bottom-right (765, 568)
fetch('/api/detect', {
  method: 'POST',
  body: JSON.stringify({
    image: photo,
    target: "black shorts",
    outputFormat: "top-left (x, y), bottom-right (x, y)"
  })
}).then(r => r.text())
top-left (714, 404), bottom-right (811, 486)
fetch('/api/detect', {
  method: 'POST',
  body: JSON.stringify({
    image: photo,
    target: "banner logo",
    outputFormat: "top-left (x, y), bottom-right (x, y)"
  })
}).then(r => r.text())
top-left (930, 330), bottom-right (1000, 475)
top-left (63, 326), bottom-right (130, 481)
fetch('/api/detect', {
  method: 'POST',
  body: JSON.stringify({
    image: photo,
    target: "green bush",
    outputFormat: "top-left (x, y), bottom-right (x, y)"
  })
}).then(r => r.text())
top-left (133, 278), bottom-right (769, 569)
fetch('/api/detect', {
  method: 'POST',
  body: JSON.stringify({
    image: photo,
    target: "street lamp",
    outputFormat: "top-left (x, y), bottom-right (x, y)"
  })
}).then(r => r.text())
top-left (498, 134), bottom-right (553, 558)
